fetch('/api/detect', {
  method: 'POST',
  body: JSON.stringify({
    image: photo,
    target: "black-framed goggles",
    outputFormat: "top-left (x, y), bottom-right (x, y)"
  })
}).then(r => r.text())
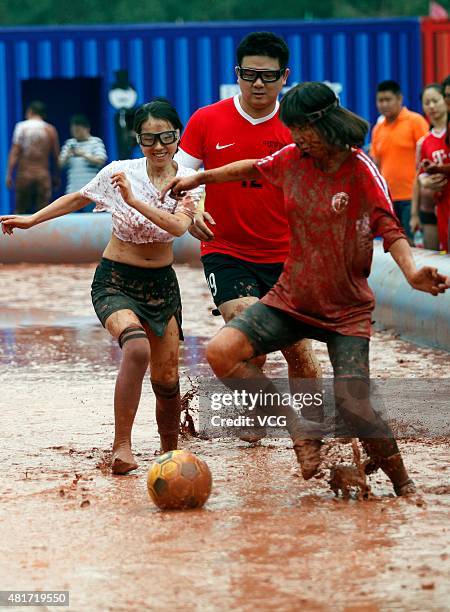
top-left (235, 66), bottom-right (286, 83)
top-left (136, 130), bottom-right (179, 147)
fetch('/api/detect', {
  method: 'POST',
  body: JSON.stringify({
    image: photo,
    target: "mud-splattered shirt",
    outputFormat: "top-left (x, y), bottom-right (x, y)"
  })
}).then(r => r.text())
top-left (255, 144), bottom-right (406, 338)
top-left (79, 158), bottom-right (203, 244)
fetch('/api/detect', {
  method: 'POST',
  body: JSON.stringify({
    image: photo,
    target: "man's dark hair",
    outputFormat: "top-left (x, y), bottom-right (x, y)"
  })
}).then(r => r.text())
top-left (70, 114), bottom-right (90, 128)
top-left (133, 97), bottom-right (183, 134)
top-left (280, 82), bottom-right (369, 150)
top-left (27, 100), bottom-right (46, 118)
top-left (377, 80), bottom-right (402, 96)
top-left (237, 31), bottom-right (289, 69)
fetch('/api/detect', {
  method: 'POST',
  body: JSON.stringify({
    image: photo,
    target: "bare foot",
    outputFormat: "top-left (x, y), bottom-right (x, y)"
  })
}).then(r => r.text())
top-left (111, 445), bottom-right (138, 475)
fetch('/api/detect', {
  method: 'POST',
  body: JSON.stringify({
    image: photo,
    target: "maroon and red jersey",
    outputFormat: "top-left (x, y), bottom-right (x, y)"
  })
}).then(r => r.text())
top-left (417, 128), bottom-right (450, 250)
top-left (255, 145), bottom-right (406, 338)
top-left (179, 96), bottom-right (292, 263)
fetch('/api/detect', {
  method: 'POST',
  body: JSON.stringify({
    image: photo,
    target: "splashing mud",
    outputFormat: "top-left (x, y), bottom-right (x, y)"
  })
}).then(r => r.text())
top-left (0, 263), bottom-right (449, 610)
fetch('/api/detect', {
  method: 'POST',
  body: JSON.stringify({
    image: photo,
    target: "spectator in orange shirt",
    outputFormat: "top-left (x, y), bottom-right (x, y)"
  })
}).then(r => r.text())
top-left (370, 80), bottom-right (429, 243)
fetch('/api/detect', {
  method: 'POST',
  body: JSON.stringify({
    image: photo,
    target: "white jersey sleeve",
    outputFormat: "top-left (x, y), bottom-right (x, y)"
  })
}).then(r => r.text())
top-left (174, 148), bottom-right (203, 171)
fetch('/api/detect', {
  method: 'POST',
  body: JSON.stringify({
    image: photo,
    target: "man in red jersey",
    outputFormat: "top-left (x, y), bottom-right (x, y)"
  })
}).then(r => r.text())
top-left (176, 32), bottom-right (321, 438)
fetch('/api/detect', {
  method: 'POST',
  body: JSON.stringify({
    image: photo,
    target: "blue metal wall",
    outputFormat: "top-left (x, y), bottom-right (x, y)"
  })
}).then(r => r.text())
top-left (0, 18), bottom-right (423, 214)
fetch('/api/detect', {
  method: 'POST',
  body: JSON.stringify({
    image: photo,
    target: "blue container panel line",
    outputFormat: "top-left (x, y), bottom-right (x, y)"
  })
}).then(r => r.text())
top-left (0, 18), bottom-right (424, 214)
top-left (151, 37), bottom-right (168, 98)
top-left (128, 38), bottom-right (145, 105)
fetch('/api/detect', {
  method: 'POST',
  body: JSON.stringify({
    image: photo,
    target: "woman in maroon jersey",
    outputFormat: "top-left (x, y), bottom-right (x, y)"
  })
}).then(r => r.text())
top-left (162, 82), bottom-right (450, 497)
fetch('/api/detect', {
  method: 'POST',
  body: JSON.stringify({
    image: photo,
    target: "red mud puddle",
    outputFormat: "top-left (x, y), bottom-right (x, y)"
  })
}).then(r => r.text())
top-left (0, 263), bottom-right (449, 610)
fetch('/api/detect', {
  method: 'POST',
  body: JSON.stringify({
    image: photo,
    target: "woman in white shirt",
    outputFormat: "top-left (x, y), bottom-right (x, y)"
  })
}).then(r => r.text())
top-left (0, 99), bottom-right (203, 475)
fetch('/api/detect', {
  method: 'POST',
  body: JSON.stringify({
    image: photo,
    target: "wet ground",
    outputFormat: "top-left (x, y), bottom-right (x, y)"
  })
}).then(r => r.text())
top-left (0, 263), bottom-right (449, 611)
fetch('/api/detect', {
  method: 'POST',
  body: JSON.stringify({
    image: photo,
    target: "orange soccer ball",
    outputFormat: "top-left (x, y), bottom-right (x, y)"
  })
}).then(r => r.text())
top-left (147, 450), bottom-right (212, 510)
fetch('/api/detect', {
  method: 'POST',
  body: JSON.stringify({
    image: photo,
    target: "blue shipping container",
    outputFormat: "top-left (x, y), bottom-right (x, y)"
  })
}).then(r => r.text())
top-left (0, 18), bottom-right (423, 213)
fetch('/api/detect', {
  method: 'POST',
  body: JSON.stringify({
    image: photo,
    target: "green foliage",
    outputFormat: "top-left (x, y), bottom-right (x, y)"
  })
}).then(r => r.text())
top-left (0, 0), bottom-right (430, 26)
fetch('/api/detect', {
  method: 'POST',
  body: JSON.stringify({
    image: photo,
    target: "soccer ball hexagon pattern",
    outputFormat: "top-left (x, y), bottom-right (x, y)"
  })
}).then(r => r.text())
top-left (147, 450), bottom-right (212, 510)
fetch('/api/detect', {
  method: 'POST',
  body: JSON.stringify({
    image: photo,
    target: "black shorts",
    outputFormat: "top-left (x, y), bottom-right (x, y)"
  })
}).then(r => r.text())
top-left (201, 253), bottom-right (284, 308)
top-left (226, 301), bottom-right (369, 377)
top-left (91, 258), bottom-right (183, 339)
top-left (419, 210), bottom-right (437, 225)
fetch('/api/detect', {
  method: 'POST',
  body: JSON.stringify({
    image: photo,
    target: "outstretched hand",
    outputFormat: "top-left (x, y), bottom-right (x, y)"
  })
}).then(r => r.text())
top-left (160, 175), bottom-right (201, 201)
top-left (0, 215), bottom-right (35, 235)
top-left (189, 210), bottom-right (216, 241)
top-left (111, 172), bottom-right (136, 206)
top-left (408, 267), bottom-right (450, 296)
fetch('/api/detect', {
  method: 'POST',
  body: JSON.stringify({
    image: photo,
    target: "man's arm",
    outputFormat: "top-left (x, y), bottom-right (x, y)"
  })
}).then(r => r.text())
top-left (175, 148), bottom-right (214, 241)
top-left (6, 143), bottom-right (21, 188)
top-left (77, 150), bottom-right (106, 167)
top-left (389, 238), bottom-right (449, 295)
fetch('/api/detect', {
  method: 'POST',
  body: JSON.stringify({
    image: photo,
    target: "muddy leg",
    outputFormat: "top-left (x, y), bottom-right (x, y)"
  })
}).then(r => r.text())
top-left (283, 339), bottom-right (324, 423)
top-left (112, 333), bottom-right (150, 474)
top-left (151, 380), bottom-right (181, 452)
top-left (207, 327), bottom-right (325, 479)
top-left (328, 335), bottom-right (414, 496)
top-left (147, 317), bottom-right (181, 453)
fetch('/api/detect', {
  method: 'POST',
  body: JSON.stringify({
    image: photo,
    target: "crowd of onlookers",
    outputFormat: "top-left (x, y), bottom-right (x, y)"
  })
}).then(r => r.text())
top-left (5, 73), bottom-right (450, 252)
top-left (371, 76), bottom-right (450, 253)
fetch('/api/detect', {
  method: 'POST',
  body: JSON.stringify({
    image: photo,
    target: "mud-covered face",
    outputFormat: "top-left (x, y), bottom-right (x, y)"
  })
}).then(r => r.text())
top-left (288, 124), bottom-right (329, 159)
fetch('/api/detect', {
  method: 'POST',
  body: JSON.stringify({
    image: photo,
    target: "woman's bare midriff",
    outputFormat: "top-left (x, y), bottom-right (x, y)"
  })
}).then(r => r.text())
top-left (102, 234), bottom-right (174, 268)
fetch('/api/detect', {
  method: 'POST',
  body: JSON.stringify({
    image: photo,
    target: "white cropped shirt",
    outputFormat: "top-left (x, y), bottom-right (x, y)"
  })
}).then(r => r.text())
top-left (79, 157), bottom-right (203, 244)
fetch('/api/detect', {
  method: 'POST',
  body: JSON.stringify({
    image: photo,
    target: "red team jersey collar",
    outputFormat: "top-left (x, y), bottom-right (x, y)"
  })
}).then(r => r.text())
top-left (233, 94), bottom-right (280, 125)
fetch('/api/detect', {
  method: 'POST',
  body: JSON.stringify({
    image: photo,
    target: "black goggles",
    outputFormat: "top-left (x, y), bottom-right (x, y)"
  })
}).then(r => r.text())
top-left (236, 66), bottom-right (286, 83)
top-left (136, 130), bottom-right (179, 147)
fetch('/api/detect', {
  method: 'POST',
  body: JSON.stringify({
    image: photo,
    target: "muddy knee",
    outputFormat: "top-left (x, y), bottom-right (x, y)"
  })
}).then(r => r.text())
top-left (206, 328), bottom-right (252, 377)
top-left (283, 339), bottom-right (322, 378)
top-left (206, 339), bottom-right (237, 377)
top-left (250, 354), bottom-right (266, 369)
top-left (119, 326), bottom-right (150, 368)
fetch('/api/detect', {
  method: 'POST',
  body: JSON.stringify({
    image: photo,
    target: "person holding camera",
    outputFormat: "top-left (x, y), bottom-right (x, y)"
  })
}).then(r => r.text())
top-left (59, 114), bottom-right (107, 211)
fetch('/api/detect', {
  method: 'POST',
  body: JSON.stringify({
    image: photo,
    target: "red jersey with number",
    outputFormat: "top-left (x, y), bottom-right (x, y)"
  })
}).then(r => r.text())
top-left (417, 129), bottom-right (450, 251)
top-left (179, 96), bottom-right (292, 263)
top-left (255, 145), bottom-right (406, 338)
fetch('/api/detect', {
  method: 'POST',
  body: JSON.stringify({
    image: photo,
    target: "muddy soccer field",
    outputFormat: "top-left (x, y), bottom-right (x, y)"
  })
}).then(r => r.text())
top-left (0, 263), bottom-right (449, 611)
